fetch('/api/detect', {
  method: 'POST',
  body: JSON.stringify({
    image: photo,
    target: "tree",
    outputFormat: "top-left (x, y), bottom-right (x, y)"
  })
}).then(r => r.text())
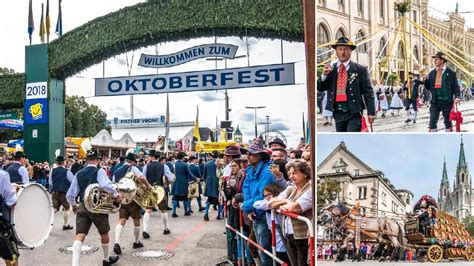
top-left (65, 96), bottom-right (110, 137)
top-left (317, 178), bottom-right (341, 210)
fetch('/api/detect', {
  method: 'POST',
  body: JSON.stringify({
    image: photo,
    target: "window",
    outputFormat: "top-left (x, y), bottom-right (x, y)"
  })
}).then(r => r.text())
top-left (317, 24), bottom-right (330, 45)
top-left (413, 45), bottom-right (419, 61)
top-left (358, 186), bottom-right (367, 199)
top-left (356, 30), bottom-right (367, 53)
top-left (354, 169), bottom-right (360, 176)
top-left (381, 191), bottom-right (387, 205)
top-left (398, 42), bottom-right (405, 60)
top-left (335, 28), bottom-right (346, 40)
top-left (357, 0), bottom-right (363, 16)
top-left (379, 38), bottom-right (387, 56)
top-left (462, 173), bottom-right (465, 183)
top-left (406, 197), bottom-right (410, 204)
top-left (391, 201), bottom-right (399, 214)
top-left (413, 10), bottom-right (417, 23)
top-left (379, 0), bottom-right (385, 19)
top-left (338, 0), bottom-right (345, 12)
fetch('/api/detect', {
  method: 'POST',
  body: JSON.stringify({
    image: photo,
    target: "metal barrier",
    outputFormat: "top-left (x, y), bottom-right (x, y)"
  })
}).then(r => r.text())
top-left (223, 201), bottom-right (314, 266)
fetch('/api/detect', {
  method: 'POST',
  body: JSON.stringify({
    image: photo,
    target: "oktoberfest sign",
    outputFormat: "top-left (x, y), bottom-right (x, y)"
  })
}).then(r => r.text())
top-left (95, 63), bottom-right (295, 96)
top-left (138, 43), bottom-right (238, 68)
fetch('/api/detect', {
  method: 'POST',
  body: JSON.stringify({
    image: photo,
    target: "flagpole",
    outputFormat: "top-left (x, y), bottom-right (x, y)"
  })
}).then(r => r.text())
top-left (164, 93), bottom-right (170, 156)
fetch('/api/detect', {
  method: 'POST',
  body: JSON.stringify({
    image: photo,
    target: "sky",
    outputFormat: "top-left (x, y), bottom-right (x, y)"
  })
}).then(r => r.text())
top-left (317, 133), bottom-right (473, 202)
top-left (0, 0), bottom-right (307, 147)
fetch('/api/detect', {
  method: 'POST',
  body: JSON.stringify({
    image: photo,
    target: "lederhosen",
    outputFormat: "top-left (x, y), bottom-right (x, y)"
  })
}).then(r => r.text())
top-left (51, 166), bottom-right (71, 211)
top-left (0, 196), bottom-right (19, 261)
top-left (76, 166), bottom-right (110, 235)
top-left (114, 165), bottom-right (142, 220)
top-left (145, 161), bottom-right (167, 211)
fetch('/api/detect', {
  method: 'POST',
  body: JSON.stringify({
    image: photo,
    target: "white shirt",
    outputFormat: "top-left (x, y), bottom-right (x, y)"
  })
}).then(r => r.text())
top-left (223, 164), bottom-right (231, 177)
top-left (277, 185), bottom-right (313, 235)
top-left (0, 170), bottom-right (17, 207)
top-left (142, 161), bottom-right (175, 183)
top-left (320, 60), bottom-right (351, 82)
top-left (66, 164), bottom-right (118, 206)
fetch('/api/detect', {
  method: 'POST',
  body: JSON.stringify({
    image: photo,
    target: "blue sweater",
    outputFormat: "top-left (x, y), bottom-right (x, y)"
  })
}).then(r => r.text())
top-left (242, 160), bottom-right (275, 218)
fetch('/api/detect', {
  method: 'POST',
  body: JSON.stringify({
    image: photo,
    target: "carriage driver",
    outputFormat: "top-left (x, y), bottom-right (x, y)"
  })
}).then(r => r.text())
top-left (0, 170), bottom-right (19, 266)
top-left (66, 149), bottom-right (121, 266)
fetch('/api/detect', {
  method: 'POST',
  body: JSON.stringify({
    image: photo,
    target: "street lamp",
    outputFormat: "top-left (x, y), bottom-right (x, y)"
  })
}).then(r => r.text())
top-left (246, 106), bottom-right (266, 139)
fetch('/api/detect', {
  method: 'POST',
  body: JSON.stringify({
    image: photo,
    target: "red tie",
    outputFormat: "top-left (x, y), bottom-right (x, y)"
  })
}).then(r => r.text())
top-left (335, 63), bottom-right (348, 102)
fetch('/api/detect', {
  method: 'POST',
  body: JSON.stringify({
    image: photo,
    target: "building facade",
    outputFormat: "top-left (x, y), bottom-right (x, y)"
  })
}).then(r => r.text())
top-left (438, 137), bottom-right (473, 221)
top-left (317, 141), bottom-right (413, 220)
top-left (317, 0), bottom-right (474, 83)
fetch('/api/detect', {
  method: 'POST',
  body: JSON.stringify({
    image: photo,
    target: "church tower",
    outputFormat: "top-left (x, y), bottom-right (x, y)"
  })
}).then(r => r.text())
top-left (453, 136), bottom-right (471, 220)
top-left (438, 156), bottom-right (451, 212)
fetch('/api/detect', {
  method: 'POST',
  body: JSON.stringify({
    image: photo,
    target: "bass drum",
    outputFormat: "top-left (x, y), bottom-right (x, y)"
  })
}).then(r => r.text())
top-left (11, 183), bottom-right (53, 249)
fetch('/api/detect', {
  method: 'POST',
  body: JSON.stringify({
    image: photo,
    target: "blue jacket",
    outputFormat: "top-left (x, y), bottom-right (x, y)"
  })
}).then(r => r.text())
top-left (203, 159), bottom-right (219, 198)
top-left (242, 160), bottom-right (275, 218)
top-left (171, 160), bottom-right (197, 196)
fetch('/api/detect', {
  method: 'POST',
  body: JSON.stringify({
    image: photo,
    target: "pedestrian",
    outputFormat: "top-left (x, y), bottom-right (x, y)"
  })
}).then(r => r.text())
top-left (404, 72), bottom-right (422, 123)
top-left (203, 152), bottom-right (219, 221)
top-left (317, 36), bottom-right (376, 132)
top-left (49, 155), bottom-right (74, 230)
top-left (423, 52), bottom-right (461, 131)
top-left (171, 152), bottom-right (198, 217)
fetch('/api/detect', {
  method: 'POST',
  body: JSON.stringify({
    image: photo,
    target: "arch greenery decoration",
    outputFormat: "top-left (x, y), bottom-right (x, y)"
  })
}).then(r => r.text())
top-left (0, 0), bottom-right (303, 109)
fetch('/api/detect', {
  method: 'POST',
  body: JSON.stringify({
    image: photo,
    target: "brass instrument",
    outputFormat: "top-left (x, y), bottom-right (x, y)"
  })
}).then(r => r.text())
top-left (188, 181), bottom-right (200, 199)
top-left (126, 172), bottom-right (165, 208)
top-left (84, 176), bottom-right (137, 214)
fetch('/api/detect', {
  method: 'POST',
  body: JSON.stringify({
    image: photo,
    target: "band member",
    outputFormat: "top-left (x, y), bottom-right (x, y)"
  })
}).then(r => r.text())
top-left (141, 150), bottom-right (175, 238)
top-left (171, 152), bottom-right (198, 217)
top-left (203, 152), bottom-right (219, 221)
top-left (6, 151), bottom-right (29, 184)
top-left (66, 149), bottom-right (120, 266)
top-left (112, 153), bottom-right (152, 255)
top-left (404, 72), bottom-right (421, 123)
top-left (0, 170), bottom-right (19, 266)
top-left (317, 37), bottom-right (376, 132)
top-left (49, 155), bottom-right (74, 230)
top-left (423, 52), bottom-right (461, 131)
top-left (188, 156), bottom-right (204, 212)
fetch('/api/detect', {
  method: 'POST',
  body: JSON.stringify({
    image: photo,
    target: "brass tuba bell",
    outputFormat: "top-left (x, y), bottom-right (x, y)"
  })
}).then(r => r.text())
top-left (126, 172), bottom-right (165, 209)
top-left (84, 176), bottom-right (137, 214)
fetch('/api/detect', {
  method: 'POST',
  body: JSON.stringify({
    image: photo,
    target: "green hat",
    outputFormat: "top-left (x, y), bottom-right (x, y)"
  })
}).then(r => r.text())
top-left (125, 152), bottom-right (136, 161)
top-left (13, 151), bottom-right (27, 158)
top-left (85, 149), bottom-right (99, 160)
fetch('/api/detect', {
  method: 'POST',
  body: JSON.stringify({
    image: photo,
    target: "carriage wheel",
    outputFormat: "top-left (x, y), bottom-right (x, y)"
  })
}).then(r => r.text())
top-left (466, 246), bottom-right (473, 261)
top-left (428, 245), bottom-right (443, 263)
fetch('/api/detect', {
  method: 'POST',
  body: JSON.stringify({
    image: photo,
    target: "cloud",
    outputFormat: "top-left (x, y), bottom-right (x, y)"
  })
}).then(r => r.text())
top-left (240, 113), bottom-right (254, 121)
top-left (197, 92), bottom-right (224, 102)
top-left (271, 122), bottom-right (290, 131)
top-left (115, 57), bottom-right (127, 66)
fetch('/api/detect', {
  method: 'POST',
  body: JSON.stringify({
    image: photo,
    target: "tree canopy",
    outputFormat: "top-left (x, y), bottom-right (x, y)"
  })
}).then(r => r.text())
top-left (65, 96), bottom-right (110, 137)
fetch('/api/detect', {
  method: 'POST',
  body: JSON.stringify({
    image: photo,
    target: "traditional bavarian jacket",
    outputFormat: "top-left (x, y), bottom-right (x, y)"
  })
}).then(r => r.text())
top-left (66, 164), bottom-right (117, 206)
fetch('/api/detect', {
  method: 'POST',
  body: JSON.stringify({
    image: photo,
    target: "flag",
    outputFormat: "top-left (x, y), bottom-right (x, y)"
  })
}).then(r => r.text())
top-left (46, 0), bottom-right (50, 42)
top-left (193, 106), bottom-right (203, 152)
top-left (305, 116), bottom-right (310, 145)
top-left (164, 94), bottom-right (170, 154)
top-left (28, 0), bottom-right (34, 45)
top-left (55, 0), bottom-right (62, 36)
top-left (302, 112), bottom-right (306, 141)
top-left (39, 3), bottom-right (45, 43)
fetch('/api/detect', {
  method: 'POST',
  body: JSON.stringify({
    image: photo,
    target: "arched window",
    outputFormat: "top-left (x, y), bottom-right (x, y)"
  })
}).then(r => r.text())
top-left (318, 23), bottom-right (330, 45)
top-left (379, 37), bottom-right (387, 56)
top-left (462, 173), bottom-right (465, 183)
top-left (413, 45), bottom-right (419, 61)
top-left (335, 27), bottom-right (346, 40)
top-left (356, 30), bottom-right (367, 53)
top-left (398, 42), bottom-right (405, 59)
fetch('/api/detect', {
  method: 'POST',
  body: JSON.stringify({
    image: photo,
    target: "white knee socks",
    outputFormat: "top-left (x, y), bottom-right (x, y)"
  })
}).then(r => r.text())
top-left (115, 224), bottom-right (123, 244)
top-left (161, 212), bottom-right (169, 230)
top-left (143, 212), bottom-right (151, 232)
top-left (63, 210), bottom-right (69, 226)
top-left (134, 226), bottom-right (140, 243)
top-left (72, 240), bottom-right (82, 266)
top-left (101, 243), bottom-right (109, 261)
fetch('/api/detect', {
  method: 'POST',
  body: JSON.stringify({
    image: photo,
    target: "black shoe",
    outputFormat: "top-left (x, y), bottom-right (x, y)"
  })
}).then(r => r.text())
top-left (184, 212), bottom-right (191, 216)
top-left (63, 225), bottom-right (73, 230)
top-left (103, 255), bottom-right (119, 265)
top-left (142, 231), bottom-right (150, 239)
top-left (213, 205), bottom-right (217, 210)
top-left (133, 241), bottom-right (144, 249)
top-left (113, 243), bottom-right (121, 255)
top-left (413, 120), bottom-right (416, 123)
top-left (189, 210), bottom-right (194, 213)
top-left (204, 214), bottom-right (209, 221)
top-left (405, 119), bottom-right (411, 123)
top-left (323, 122), bottom-right (329, 126)
top-left (163, 229), bottom-right (170, 235)
top-left (199, 207), bottom-right (205, 212)
top-left (166, 207), bottom-right (172, 210)
top-left (172, 213), bottom-right (178, 218)
top-left (217, 217), bottom-right (222, 220)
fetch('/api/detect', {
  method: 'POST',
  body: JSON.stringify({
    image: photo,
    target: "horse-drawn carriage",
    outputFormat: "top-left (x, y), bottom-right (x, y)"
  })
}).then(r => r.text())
top-left (404, 195), bottom-right (473, 262)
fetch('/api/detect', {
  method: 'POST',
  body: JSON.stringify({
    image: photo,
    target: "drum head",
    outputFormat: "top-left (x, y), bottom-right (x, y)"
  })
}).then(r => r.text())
top-left (12, 184), bottom-right (53, 248)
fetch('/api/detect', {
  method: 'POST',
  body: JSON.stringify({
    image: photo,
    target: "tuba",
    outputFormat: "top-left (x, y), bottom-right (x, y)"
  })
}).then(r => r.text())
top-left (84, 176), bottom-right (137, 214)
top-left (126, 172), bottom-right (165, 208)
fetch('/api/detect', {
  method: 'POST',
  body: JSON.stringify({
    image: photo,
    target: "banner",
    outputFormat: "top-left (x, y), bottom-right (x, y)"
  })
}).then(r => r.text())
top-left (0, 120), bottom-right (23, 131)
top-left (202, 142), bottom-right (237, 152)
top-left (107, 116), bottom-right (165, 128)
top-left (95, 63), bottom-right (295, 96)
top-left (138, 43), bottom-right (238, 68)
top-left (25, 98), bottom-right (48, 124)
top-left (0, 111), bottom-right (17, 120)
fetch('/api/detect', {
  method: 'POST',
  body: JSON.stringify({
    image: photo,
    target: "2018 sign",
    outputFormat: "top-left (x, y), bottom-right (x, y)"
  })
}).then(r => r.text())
top-left (25, 82), bottom-right (48, 100)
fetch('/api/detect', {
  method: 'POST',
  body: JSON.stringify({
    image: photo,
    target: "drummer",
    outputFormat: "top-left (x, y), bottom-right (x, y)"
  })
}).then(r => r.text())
top-left (6, 151), bottom-right (29, 184)
top-left (65, 149), bottom-right (120, 266)
top-left (188, 155), bottom-right (204, 212)
top-left (112, 153), bottom-right (152, 255)
top-left (49, 155), bottom-right (74, 230)
top-left (0, 169), bottom-right (19, 266)
top-left (141, 150), bottom-right (175, 238)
